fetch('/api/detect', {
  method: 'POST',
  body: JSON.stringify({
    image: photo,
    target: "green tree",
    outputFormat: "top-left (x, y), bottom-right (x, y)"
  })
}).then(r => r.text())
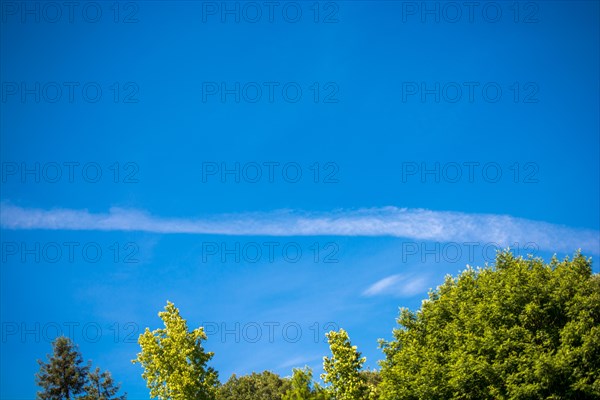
top-left (216, 370), bottom-right (290, 400)
top-left (360, 370), bottom-right (381, 399)
top-left (36, 336), bottom-right (90, 400)
top-left (321, 329), bottom-right (370, 400)
top-left (133, 301), bottom-right (219, 400)
top-left (379, 251), bottom-right (600, 399)
top-left (81, 367), bottom-right (127, 400)
top-left (283, 367), bottom-right (330, 400)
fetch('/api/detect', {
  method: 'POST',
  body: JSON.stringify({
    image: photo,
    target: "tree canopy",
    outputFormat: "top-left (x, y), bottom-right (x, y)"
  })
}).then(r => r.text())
top-left (36, 336), bottom-right (90, 400)
top-left (36, 336), bottom-right (126, 400)
top-left (40, 250), bottom-right (596, 399)
top-left (283, 367), bottom-right (330, 400)
top-left (81, 367), bottom-right (127, 400)
top-left (133, 301), bottom-right (219, 400)
top-left (379, 251), bottom-right (600, 399)
top-left (321, 328), bottom-right (372, 399)
top-left (216, 370), bottom-right (290, 400)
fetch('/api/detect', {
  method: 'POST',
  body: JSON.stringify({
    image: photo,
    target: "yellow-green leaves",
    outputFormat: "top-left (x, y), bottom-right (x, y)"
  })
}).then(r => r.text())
top-left (133, 301), bottom-right (219, 400)
top-left (321, 329), bottom-right (373, 400)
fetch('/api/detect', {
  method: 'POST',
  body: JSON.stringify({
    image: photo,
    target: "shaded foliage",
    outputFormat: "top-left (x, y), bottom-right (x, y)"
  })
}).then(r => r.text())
top-left (216, 370), bottom-right (290, 400)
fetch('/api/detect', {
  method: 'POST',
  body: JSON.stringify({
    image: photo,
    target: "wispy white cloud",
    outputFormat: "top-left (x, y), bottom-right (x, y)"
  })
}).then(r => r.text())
top-left (278, 355), bottom-right (323, 370)
top-left (1, 202), bottom-right (598, 254)
top-left (363, 274), bottom-right (431, 297)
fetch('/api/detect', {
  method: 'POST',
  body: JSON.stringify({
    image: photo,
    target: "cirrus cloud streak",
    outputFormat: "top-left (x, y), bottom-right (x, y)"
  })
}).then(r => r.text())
top-left (1, 202), bottom-right (598, 254)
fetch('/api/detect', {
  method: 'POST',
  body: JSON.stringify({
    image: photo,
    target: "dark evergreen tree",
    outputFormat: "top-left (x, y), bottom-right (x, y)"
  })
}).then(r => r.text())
top-left (36, 336), bottom-right (90, 400)
top-left (81, 367), bottom-right (127, 400)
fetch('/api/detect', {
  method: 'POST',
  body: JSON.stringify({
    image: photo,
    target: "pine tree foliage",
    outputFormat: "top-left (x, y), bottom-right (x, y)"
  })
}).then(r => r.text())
top-left (36, 336), bottom-right (90, 400)
top-left (81, 367), bottom-right (127, 400)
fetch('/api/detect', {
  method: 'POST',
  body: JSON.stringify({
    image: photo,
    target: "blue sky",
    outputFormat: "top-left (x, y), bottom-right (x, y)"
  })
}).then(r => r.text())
top-left (1, 1), bottom-right (599, 398)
